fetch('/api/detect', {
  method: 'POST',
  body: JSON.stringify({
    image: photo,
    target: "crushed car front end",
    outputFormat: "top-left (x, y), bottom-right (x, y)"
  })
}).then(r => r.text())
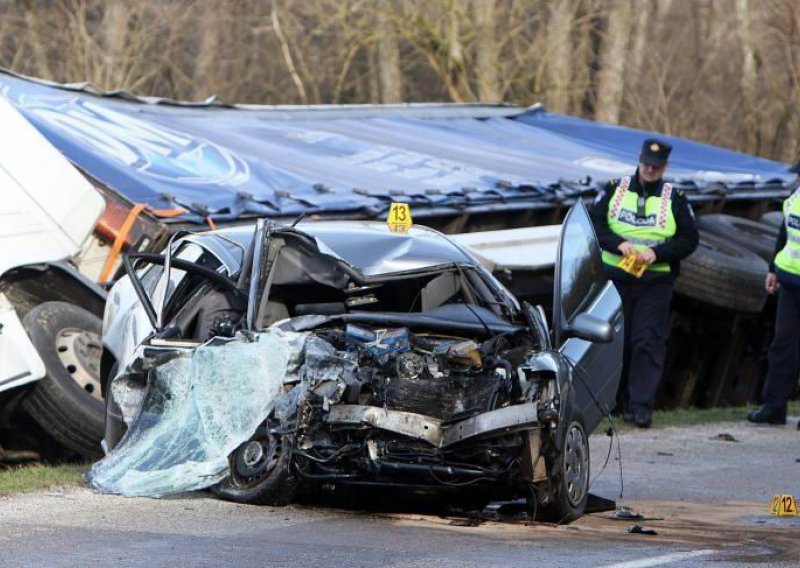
top-left (97, 208), bottom-right (621, 523)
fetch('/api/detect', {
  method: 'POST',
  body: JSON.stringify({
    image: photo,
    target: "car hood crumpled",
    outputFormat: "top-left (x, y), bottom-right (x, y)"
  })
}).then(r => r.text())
top-left (295, 221), bottom-right (475, 276)
top-left (87, 330), bottom-right (305, 497)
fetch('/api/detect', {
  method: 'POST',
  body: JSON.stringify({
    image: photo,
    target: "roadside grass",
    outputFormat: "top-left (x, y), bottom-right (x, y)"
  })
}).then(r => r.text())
top-left (0, 463), bottom-right (88, 495)
top-left (618, 400), bottom-right (800, 430)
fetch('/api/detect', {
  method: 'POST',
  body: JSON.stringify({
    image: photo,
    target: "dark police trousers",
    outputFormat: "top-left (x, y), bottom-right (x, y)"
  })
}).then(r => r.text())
top-left (762, 286), bottom-right (800, 411)
top-left (614, 279), bottom-right (673, 412)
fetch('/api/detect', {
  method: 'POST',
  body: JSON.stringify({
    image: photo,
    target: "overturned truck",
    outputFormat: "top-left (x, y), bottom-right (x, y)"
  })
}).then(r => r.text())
top-left (0, 68), bottom-right (796, 460)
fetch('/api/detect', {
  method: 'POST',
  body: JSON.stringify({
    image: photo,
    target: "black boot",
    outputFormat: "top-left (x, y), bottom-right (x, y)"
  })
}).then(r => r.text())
top-left (746, 406), bottom-right (786, 425)
top-left (633, 409), bottom-right (652, 429)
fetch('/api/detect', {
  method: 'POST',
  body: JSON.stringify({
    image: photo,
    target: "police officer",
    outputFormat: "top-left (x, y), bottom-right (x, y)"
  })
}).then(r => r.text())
top-left (590, 139), bottom-right (699, 428)
top-left (748, 159), bottom-right (800, 427)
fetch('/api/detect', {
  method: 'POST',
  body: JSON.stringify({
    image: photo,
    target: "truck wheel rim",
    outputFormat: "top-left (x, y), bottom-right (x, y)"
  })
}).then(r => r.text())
top-left (564, 424), bottom-right (588, 507)
top-left (55, 328), bottom-right (102, 401)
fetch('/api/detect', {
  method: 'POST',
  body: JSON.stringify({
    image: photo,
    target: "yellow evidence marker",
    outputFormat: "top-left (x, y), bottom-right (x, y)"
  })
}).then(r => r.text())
top-left (617, 253), bottom-right (647, 278)
top-left (769, 494), bottom-right (798, 517)
top-left (387, 202), bottom-right (413, 234)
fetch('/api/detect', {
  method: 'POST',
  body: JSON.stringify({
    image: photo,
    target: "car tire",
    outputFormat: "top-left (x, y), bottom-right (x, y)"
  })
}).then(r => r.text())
top-left (759, 211), bottom-right (784, 229)
top-left (21, 301), bottom-right (105, 458)
top-left (696, 214), bottom-right (779, 262)
top-left (674, 231), bottom-right (768, 313)
top-left (540, 418), bottom-right (589, 524)
top-left (212, 419), bottom-right (296, 506)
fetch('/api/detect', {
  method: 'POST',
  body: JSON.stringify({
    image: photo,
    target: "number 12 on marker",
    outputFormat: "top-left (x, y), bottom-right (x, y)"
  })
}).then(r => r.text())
top-left (770, 494), bottom-right (798, 517)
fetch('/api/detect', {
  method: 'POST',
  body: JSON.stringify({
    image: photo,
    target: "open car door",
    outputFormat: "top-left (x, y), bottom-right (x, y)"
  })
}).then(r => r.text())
top-left (553, 202), bottom-right (623, 433)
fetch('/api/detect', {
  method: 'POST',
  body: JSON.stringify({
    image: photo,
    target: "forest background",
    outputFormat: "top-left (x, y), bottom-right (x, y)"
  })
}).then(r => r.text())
top-left (1, 0), bottom-right (798, 163)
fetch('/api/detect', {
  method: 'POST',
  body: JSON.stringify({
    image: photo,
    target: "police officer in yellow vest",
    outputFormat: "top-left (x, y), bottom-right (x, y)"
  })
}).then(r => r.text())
top-left (590, 139), bottom-right (698, 428)
top-left (748, 159), bottom-right (800, 427)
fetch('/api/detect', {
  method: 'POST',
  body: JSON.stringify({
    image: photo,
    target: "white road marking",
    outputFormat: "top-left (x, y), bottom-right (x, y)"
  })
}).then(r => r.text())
top-left (600, 549), bottom-right (716, 568)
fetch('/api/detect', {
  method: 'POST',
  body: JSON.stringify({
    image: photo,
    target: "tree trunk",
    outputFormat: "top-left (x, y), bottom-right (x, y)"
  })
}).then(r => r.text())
top-left (195, 3), bottom-right (221, 99)
top-left (24, 2), bottom-right (52, 80)
top-left (594, 0), bottom-right (631, 124)
top-left (377, 1), bottom-right (403, 103)
top-left (627, 3), bottom-right (649, 81)
top-left (103, 0), bottom-right (127, 82)
top-left (445, 0), bottom-right (474, 102)
top-left (544, 0), bottom-right (573, 114)
top-left (472, 0), bottom-right (500, 102)
top-left (735, 0), bottom-right (759, 154)
top-left (271, 0), bottom-right (308, 104)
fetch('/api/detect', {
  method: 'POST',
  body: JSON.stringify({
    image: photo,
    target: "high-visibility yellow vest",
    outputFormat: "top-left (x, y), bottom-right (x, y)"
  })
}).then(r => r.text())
top-left (601, 176), bottom-right (676, 273)
top-left (774, 189), bottom-right (800, 276)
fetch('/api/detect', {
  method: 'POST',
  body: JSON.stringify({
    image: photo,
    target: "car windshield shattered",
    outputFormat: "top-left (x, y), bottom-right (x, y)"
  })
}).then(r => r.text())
top-left (93, 207), bottom-right (622, 523)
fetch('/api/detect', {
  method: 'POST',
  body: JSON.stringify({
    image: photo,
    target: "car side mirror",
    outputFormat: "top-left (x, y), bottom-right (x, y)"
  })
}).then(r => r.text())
top-left (568, 312), bottom-right (613, 343)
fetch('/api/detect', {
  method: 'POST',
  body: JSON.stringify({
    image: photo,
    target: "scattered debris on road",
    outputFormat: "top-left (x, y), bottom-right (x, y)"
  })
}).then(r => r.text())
top-left (713, 433), bottom-right (738, 442)
top-left (628, 524), bottom-right (658, 535)
top-left (610, 506), bottom-right (643, 520)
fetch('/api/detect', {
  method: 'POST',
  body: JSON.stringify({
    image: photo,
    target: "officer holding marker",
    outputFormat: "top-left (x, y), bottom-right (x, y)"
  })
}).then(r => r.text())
top-left (748, 159), bottom-right (800, 428)
top-left (590, 139), bottom-right (699, 428)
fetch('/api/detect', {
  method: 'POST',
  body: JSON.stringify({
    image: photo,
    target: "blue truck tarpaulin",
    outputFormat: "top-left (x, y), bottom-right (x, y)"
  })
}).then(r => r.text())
top-left (0, 70), bottom-right (794, 224)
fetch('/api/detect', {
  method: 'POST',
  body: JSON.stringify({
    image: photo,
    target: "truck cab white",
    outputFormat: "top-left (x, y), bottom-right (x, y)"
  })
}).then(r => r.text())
top-left (0, 97), bottom-right (107, 458)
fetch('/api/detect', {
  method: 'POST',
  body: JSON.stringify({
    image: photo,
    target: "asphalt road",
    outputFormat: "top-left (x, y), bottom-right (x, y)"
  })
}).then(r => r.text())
top-left (0, 418), bottom-right (798, 567)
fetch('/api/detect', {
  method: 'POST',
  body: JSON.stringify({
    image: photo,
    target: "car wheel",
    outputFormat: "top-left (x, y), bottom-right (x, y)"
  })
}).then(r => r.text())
top-left (541, 419), bottom-right (589, 524)
top-left (21, 301), bottom-right (104, 458)
top-left (212, 419), bottom-right (296, 506)
top-left (674, 230), bottom-right (768, 313)
top-left (696, 214), bottom-right (779, 262)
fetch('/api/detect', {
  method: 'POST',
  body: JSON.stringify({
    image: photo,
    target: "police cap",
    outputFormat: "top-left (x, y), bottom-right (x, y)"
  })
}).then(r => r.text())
top-left (789, 158), bottom-right (800, 174)
top-left (640, 138), bottom-right (672, 167)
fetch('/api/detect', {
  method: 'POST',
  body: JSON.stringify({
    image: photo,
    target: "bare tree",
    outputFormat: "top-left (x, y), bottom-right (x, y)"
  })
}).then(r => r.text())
top-left (472, 0), bottom-right (500, 102)
top-left (194, 2), bottom-right (221, 99)
top-left (544, 0), bottom-right (574, 114)
top-left (0, 0), bottom-right (797, 162)
top-left (735, 0), bottom-right (759, 154)
top-left (594, 0), bottom-right (631, 124)
top-left (270, 0), bottom-right (308, 103)
top-left (377, 1), bottom-right (403, 103)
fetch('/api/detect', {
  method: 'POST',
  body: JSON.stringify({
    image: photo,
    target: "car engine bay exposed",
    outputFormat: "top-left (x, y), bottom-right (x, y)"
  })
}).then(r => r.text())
top-left (267, 319), bottom-right (559, 492)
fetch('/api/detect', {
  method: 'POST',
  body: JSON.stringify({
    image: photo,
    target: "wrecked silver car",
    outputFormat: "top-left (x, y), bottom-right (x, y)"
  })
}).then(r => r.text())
top-left (95, 202), bottom-right (622, 522)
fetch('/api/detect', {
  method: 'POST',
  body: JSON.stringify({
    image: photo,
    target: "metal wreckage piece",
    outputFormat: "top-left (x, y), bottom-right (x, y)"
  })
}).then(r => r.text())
top-left (325, 403), bottom-right (539, 448)
top-left (88, 325), bottom-right (557, 498)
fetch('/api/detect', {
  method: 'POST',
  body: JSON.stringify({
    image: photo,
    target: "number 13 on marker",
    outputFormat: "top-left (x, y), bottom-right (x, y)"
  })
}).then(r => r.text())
top-left (387, 202), bottom-right (412, 233)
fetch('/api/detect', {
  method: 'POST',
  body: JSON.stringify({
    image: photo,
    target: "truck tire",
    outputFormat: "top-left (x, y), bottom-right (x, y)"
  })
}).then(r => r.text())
top-left (21, 302), bottom-right (105, 458)
top-left (760, 211), bottom-right (784, 229)
top-left (696, 214), bottom-right (778, 262)
top-left (674, 231), bottom-right (768, 313)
